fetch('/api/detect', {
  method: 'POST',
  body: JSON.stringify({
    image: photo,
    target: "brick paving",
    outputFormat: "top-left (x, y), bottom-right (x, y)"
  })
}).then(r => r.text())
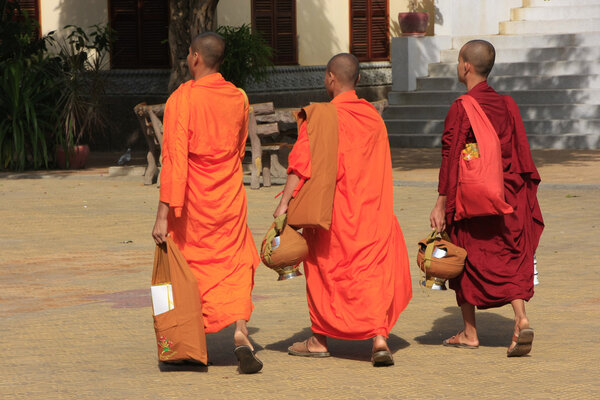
top-left (1, 149), bottom-right (599, 399)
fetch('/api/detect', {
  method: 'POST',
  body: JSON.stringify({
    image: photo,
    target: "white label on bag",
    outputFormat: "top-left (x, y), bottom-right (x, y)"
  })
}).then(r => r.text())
top-left (151, 284), bottom-right (174, 316)
top-left (433, 248), bottom-right (447, 258)
top-left (272, 235), bottom-right (281, 250)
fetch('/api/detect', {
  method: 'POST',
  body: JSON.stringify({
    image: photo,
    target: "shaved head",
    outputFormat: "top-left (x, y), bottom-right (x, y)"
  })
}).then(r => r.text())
top-left (191, 32), bottom-right (225, 69)
top-left (460, 40), bottom-right (496, 78)
top-left (326, 53), bottom-right (360, 86)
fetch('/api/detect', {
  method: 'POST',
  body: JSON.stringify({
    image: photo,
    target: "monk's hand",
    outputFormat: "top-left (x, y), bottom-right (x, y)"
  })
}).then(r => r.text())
top-left (273, 202), bottom-right (288, 218)
top-left (152, 216), bottom-right (168, 245)
top-left (430, 195), bottom-right (447, 233)
top-left (152, 201), bottom-right (170, 245)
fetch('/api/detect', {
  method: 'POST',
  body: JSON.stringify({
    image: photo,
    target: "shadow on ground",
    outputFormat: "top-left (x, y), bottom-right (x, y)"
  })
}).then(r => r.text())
top-left (157, 326), bottom-right (262, 372)
top-left (265, 327), bottom-right (410, 362)
top-left (415, 306), bottom-right (515, 348)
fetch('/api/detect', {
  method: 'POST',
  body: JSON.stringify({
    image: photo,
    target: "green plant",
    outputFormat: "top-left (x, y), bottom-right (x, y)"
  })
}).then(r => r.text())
top-left (216, 24), bottom-right (273, 89)
top-left (0, 0), bottom-right (60, 171)
top-left (49, 24), bottom-right (114, 162)
top-left (408, 0), bottom-right (428, 12)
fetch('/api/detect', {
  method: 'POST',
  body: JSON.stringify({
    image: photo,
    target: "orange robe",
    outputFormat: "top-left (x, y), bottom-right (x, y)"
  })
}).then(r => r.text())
top-left (287, 90), bottom-right (412, 340)
top-left (160, 73), bottom-right (259, 333)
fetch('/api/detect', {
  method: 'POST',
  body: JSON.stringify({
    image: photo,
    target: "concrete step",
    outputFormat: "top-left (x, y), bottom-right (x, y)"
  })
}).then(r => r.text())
top-left (440, 46), bottom-right (600, 63)
top-left (388, 133), bottom-right (600, 149)
top-left (512, 5), bottom-right (600, 21)
top-left (428, 60), bottom-right (600, 77)
top-left (452, 32), bottom-right (600, 49)
top-left (388, 89), bottom-right (600, 106)
top-left (416, 75), bottom-right (600, 91)
top-left (524, 0), bottom-right (600, 7)
top-left (385, 119), bottom-right (600, 135)
top-left (500, 19), bottom-right (600, 35)
top-left (383, 104), bottom-right (600, 120)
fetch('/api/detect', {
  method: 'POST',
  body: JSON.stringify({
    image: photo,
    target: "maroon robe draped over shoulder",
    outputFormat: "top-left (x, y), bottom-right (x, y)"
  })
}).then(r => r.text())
top-left (438, 81), bottom-right (544, 309)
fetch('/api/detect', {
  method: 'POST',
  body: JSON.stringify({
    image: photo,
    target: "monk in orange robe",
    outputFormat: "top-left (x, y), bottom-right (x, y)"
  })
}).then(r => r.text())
top-left (152, 32), bottom-right (262, 373)
top-left (273, 53), bottom-right (412, 366)
top-left (430, 40), bottom-right (543, 357)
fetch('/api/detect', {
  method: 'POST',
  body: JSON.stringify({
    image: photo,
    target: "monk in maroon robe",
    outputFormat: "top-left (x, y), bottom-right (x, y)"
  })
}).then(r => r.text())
top-left (430, 40), bottom-right (544, 357)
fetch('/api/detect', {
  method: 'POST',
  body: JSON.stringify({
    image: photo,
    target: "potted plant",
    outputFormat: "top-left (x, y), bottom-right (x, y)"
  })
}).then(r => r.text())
top-left (50, 24), bottom-right (114, 169)
top-left (398, 0), bottom-right (430, 37)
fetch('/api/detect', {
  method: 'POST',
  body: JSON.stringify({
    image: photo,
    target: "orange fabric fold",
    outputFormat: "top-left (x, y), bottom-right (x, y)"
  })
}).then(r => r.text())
top-left (159, 73), bottom-right (259, 333)
top-left (288, 90), bottom-right (412, 340)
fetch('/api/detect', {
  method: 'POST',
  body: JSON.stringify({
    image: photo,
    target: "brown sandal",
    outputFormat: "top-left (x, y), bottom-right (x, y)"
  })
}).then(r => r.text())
top-left (372, 350), bottom-right (394, 367)
top-left (507, 328), bottom-right (534, 357)
top-left (288, 339), bottom-right (330, 357)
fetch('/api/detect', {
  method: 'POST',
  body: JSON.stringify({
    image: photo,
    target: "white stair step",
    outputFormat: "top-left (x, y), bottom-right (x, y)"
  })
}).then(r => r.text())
top-left (524, 0), bottom-right (600, 7)
top-left (417, 75), bottom-right (600, 91)
top-left (452, 32), bottom-right (600, 49)
top-left (388, 89), bottom-right (600, 106)
top-left (500, 19), bottom-right (600, 35)
top-left (385, 119), bottom-right (600, 135)
top-left (429, 60), bottom-right (600, 77)
top-left (441, 46), bottom-right (600, 63)
top-left (383, 104), bottom-right (600, 120)
top-left (512, 5), bottom-right (600, 20)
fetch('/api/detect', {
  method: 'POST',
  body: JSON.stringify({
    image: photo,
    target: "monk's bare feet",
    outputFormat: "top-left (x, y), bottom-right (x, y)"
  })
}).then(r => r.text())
top-left (442, 330), bottom-right (479, 348)
top-left (234, 320), bottom-right (253, 350)
top-left (305, 334), bottom-right (328, 353)
top-left (372, 335), bottom-right (390, 353)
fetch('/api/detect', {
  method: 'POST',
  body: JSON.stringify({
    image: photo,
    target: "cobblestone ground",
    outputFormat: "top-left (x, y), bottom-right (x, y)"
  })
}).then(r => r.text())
top-left (1, 150), bottom-right (599, 399)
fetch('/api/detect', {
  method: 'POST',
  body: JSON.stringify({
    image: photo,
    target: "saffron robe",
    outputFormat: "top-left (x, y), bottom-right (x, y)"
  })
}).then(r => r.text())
top-left (438, 81), bottom-right (544, 309)
top-left (288, 90), bottom-right (412, 340)
top-left (160, 73), bottom-right (260, 333)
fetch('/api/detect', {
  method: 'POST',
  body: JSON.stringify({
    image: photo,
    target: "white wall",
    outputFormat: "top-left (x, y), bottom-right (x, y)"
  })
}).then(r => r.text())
top-left (217, 0), bottom-right (251, 27)
top-left (40, 0), bottom-right (108, 36)
top-left (297, 0), bottom-right (350, 65)
top-left (434, 0), bottom-right (522, 37)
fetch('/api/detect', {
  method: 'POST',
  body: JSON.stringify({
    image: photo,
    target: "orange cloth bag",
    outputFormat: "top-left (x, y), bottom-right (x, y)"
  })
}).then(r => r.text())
top-left (287, 103), bottom-right (339, 230)
top-left (454, 94), bottom-right (513, 220)
top-left (151, 237), bottom-right (207, 364)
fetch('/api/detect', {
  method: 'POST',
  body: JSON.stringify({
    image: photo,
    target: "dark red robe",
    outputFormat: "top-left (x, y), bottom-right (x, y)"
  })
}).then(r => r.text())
top-left (438, 81), bottom-right (544, 309)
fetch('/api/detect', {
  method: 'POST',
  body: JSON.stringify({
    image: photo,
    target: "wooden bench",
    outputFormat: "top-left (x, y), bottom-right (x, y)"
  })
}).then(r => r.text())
top-left (132, 99), bottom-right (388, 188)
top-left (246, 102), bottom-right (293, 189)
top-left (133, 102), bottom-right (164, 185)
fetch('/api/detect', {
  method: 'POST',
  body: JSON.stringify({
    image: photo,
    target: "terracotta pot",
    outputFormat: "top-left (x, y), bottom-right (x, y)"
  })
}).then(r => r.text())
top-left (398, 12), bottom-right (429, 36)
top-left (55, 144), bottom-right (90, 169)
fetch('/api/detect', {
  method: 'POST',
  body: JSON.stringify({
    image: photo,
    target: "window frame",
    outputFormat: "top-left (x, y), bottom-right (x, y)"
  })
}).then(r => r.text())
top-left (349, 0), bottom-right (390, 62)
top-left (108, 0), bottom-right (171, 69)
top-left (251, 0), bottom-right (298, 65)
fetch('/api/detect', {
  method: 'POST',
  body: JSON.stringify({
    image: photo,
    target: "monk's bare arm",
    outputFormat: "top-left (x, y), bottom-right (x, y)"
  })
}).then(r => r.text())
top-left (273, 173), bottom-right (301, 218)
top-left (430, 195), bottom-right (447, 233)
top-left (152, 201), bottom-right (170, 244)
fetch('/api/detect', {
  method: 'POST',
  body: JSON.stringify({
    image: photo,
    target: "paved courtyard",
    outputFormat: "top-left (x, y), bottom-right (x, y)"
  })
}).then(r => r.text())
top-left (1, 149), bottom-right (599, 399)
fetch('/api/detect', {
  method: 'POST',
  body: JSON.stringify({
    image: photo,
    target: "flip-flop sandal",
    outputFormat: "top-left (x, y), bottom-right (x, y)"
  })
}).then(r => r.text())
top-left (288, 339), bottom-right (330, 357)
top-left (507, 328), bottom-right (534, 357)
top-left (442, 333), bottom-right (479, 349)
top-left (234, 345), bottom-right (263, 374)
top-left (372, 350), bottom-right (394, 367)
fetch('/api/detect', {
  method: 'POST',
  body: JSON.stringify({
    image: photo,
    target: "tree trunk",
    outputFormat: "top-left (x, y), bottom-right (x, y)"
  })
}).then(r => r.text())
top-left (168, 0), bottom-right (220, 93)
